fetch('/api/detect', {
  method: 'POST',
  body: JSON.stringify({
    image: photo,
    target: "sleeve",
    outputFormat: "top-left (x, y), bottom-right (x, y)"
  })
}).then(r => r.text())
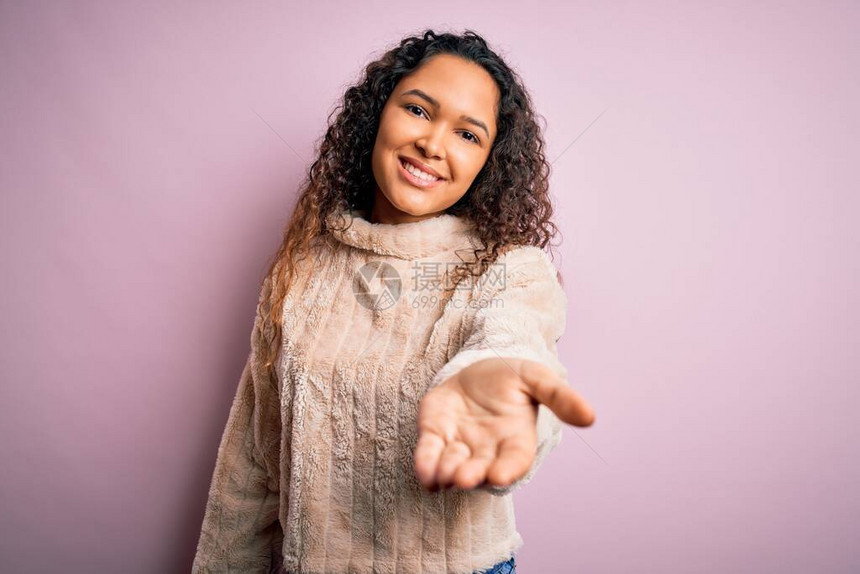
top-left (429, 246), bottom-right (569, 497)
top-left (191, 279), bottom-right (283, 573)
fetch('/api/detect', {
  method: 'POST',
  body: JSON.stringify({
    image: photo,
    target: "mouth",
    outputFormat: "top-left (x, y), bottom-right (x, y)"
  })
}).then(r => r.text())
top-left (398, 157), bottom-right (445, 189)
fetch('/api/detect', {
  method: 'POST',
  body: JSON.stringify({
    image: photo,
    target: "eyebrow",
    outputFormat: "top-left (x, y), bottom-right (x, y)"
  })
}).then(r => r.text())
top-left (400, 88), bottom-right (491, 139)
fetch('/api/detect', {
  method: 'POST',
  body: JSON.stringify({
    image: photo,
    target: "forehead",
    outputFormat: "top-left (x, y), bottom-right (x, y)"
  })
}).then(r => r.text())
top-left (396, 54), bottom-right (499, 131)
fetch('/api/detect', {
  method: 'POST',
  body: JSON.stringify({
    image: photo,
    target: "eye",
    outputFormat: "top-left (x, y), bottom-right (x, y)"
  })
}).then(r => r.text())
top-left (460, 131), bottom-right (480, 145)
top-left (404, 104), bottom-right (427, 119)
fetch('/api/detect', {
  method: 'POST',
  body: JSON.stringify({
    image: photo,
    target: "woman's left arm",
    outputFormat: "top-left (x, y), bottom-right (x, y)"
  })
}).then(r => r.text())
top-left (415, 246), bottom-right (595, 496)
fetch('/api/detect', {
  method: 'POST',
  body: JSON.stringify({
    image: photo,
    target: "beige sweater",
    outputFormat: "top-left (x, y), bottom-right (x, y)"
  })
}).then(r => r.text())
top-left (192, 208), bottom-right (569, 574)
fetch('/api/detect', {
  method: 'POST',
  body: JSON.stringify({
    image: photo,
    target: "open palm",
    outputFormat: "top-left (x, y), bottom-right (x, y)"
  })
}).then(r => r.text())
top-left (414, 357), bottom-right (595, 492)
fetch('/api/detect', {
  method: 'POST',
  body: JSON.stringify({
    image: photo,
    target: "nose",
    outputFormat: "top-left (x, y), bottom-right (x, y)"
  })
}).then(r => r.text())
top-left (415, 126), bottom-right (446, 160)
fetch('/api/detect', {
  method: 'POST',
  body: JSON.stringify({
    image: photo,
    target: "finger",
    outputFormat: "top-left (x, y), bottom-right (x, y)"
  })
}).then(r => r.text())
top-left (436, 441), bottom-right (471, 488)
top-left (485, 435), bottom-right (533, 488)
top-left (414, 432), bottom-right (446, 489)
top-left (453, 442), bottom-right (495, 489)
top-left (520, 361), bottom-right (596, 427)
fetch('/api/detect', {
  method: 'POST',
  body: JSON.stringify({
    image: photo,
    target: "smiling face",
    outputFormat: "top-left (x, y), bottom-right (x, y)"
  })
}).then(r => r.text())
top-left (369, 54), bottom-right (500, 224)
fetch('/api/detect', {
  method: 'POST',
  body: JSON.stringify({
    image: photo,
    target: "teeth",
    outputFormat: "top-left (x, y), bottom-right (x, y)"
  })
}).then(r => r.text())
top-left (402, 159), bottom-right (440, 182)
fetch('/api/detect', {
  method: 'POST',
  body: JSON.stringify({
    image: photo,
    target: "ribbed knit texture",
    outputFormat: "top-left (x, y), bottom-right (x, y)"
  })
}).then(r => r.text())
top-left (192, 208), bottom-right (569, 574)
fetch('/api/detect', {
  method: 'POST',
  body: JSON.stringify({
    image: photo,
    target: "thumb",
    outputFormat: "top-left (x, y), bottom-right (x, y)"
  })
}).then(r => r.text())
top-left (518, 360), bottom-right (596, 427)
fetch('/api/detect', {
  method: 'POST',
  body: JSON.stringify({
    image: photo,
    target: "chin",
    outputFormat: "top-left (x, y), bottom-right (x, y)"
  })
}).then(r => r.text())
top-left (387, 191), bottom-right (429, 215)
top-left (391, 202), bottom-right (429, 218)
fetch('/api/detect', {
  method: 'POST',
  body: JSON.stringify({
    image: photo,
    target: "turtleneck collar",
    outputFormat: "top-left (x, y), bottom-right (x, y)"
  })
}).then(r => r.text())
top-left (325, 208), bottom-right (479, 260)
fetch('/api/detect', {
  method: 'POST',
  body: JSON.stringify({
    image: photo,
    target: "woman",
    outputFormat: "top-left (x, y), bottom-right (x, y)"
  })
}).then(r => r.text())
top-left (192, 28), bottom-right (595, 574)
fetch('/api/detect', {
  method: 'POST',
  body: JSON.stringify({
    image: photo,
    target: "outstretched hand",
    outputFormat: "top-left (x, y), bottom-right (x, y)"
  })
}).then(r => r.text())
top-left (414, 357), bottom-right (595, 492)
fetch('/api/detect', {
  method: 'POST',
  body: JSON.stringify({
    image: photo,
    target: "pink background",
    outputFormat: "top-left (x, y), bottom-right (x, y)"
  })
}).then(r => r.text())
top-left (1, 1), bottom-right (857, 573)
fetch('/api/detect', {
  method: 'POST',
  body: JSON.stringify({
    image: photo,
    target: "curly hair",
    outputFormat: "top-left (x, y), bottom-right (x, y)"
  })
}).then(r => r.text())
top-left (253, 28), bottom-right (563, 392)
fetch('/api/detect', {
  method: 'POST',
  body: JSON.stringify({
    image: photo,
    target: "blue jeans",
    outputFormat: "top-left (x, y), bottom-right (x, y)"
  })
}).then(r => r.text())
top-left (271, 554), bottom-right (517, 573)
top-left (474, 554), bottom-right (516, 574)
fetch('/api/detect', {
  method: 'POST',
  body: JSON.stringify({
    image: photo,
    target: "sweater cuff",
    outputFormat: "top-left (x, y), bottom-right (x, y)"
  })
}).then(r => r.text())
top-left (429, 346), bottom-right (566, 390)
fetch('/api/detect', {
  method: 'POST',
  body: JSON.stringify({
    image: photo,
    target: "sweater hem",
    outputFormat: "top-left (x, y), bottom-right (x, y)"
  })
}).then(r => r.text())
top-left (279, 534), bottom-right (524, 574)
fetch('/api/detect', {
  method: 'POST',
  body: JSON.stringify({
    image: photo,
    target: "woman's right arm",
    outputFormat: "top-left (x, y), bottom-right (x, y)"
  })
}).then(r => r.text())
top-left (191, 279), bottom-right (283, 573)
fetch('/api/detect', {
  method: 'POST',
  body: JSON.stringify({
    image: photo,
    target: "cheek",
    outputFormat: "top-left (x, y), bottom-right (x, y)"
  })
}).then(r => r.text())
top-left (377, 110), bottom-right (406, 144)
top-left (449, 149), bottom-right (484, 178)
